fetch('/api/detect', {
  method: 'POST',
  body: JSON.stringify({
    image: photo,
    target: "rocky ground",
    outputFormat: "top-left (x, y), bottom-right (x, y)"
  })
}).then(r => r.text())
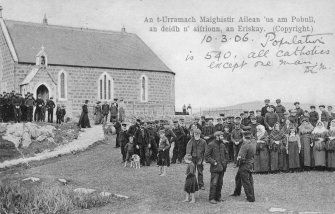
top-left (0, 122), bottom-right (79, 164)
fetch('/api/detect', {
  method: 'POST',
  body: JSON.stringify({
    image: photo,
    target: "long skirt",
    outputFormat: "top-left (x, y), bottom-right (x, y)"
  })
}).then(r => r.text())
top-left (288, 141), bottom-right (300, 169)
top-left (278, 146), bottom-right (288, 171)
top-left (94, 111), bottom-right (102, 124)
top-left (270, 150), bottom-right (279, 171)
top-left (313, 148), bottom-right (326, 167)
top-left (327, 152), bottom-right (335, 169)
top-left (300, 134), bottom-right (312, 167)
top-left (184, 174), bottom-right (199, 194)
top-left (254, 147), bottom-right (269, 172)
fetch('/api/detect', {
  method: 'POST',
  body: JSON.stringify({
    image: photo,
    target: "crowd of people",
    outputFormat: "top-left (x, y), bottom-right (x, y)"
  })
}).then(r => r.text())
top-left (103, 98), bottom-right (334, 204)
top-left (0, 91), bottom-right (66, 124)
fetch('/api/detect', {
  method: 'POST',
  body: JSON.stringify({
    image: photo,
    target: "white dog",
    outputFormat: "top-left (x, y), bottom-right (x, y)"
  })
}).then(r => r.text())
top-left (130, 154), bottom-right (141, 169)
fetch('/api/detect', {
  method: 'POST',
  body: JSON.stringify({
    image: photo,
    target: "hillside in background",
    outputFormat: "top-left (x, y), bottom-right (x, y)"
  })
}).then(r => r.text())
top-left (193, 101), bottom-right (327, 117)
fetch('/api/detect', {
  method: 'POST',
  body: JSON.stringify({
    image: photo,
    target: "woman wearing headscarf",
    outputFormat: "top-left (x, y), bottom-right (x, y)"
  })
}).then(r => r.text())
top-left (326, 119), bottom-right (335, 170)
top-left (286, 126), bottom-right (301, 171)
top-left (254, 125), bottom-right (270, 173)
top-left (311, 121), bottom-right (328, 169)
top-left (269, 123), bottom-right (286, 172)
top-left (298, 118), bottom-right (314, 169)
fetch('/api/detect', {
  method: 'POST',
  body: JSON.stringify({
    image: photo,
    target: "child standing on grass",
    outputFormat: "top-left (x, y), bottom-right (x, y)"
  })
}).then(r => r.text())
top-left (124, 136), bottom-right (135, 167)
top-left (183, 154), bottom-right (198, 203)
top-left (103, 122), bottom-right (114, 144)
top-left (157, 129), bottom-right (170, 176)
top-left (56, 105), bottom-right (62, 124)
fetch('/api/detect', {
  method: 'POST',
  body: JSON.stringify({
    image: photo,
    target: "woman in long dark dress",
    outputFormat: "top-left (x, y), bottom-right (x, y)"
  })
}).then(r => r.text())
top-left (311, 121), bottom-right (328, 169)
top-left (287, 126), bottom-right (301, 171)
top-left (78, 100), bottom-right (91, 128)
top-left (298, 118), bottom-right (314, 169)
top-left (326, 119), bottom-right (335, 171)
top-left (269, 123), bottom-right (286, 172)
top-left (254, 125), bottom-right (270, 173)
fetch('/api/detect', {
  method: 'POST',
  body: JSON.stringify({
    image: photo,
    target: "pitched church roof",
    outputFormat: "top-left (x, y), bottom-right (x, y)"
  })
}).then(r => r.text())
top-left (4, 20), bottom-right (173, 73)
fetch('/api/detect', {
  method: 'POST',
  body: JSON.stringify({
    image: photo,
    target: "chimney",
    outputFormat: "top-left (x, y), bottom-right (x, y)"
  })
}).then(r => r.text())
top-left (0, 5), bottom-right (3, 19)
top-left (43, 14), bottom-right (48, 25)
top-left (121, 25), bottom-right (126, 33)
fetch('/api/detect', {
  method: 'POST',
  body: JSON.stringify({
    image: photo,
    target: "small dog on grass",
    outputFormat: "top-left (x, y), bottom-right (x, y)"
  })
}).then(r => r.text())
top-left (130, 154), bottom-right (141, 169)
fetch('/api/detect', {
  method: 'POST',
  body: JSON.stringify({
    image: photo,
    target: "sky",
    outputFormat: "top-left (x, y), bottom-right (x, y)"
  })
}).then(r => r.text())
top-left (2, 0), bottom-right (335, 110)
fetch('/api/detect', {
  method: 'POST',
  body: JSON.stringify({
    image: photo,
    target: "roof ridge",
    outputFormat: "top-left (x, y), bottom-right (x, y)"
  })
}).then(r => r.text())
top-left (4, 19), bottom-right (135, 36)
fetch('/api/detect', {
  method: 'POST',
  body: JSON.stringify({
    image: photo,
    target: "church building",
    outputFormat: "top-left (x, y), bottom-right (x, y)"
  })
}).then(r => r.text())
top-left (0, 6), bottom-right (175, 119)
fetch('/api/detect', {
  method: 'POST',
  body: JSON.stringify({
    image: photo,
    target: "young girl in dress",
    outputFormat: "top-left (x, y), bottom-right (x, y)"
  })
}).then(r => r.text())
top-left (183, 154), bottom-right (198, 203)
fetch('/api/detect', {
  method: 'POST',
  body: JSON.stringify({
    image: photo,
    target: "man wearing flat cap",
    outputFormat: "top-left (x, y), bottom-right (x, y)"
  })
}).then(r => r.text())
top-left (308, 106), bottom-right (318, 127)
top-left (205, 131), bottom-right (229, 204)
top-left (241, 111), bottom-right (251, 128)
top-left (231, 126), bottom-right (256, 202)
top-left (275, 99), bottom-right (286, 127)
top-left (261, 99), bottom-right (270, 117)
top-left (186, 129), bottom-right (207, 190)
top-left (202, 119), bottom-right (215, 144)
top-left (134, 121), bottom-right (151, 166)
top-left (294, 102), bottom-right (304, 126)
top-left (171, 120), bottom-right (186, 164)
top-left (46, 97), bottom-right (56, 123)
top-left (215, 118), bottom-right (224, 132)
top-left (12, 93), bottom-right (22, 123)
top-left (231, 122), bottom-right (243, 166)
top-left (264, 105), bottom-right (279, 133)
top-left (255, 110), bottom-right (264, 127)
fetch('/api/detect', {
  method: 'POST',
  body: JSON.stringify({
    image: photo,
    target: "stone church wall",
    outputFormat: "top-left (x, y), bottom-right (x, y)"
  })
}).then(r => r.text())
top-left (14, 64), bottom-right (175, 120)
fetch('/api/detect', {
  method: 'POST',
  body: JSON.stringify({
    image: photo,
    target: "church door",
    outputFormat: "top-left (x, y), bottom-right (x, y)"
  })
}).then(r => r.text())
top-left (36, 84), bottom-right (49, 102)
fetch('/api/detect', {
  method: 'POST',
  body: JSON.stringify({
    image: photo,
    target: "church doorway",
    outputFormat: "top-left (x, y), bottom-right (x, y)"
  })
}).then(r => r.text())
top-left (36, 84), bottom-right (49, 102)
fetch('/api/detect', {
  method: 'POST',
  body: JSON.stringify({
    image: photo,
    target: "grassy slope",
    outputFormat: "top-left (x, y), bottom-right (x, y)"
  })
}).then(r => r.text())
top-left (1, 137), bottom-right (334, 214)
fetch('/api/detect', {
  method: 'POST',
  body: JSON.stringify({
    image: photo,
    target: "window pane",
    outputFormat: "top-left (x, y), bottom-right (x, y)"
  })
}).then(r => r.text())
top-left (142, 77), bottom-right (145, 101)
top-left (100, 79), bottom-right (102, 99)
top-left (108, 80), bottom-right (111, 100)
top-left (104, 75), bottom-right (106, 99)
top-left (60, 73), bottom-right (65, 98)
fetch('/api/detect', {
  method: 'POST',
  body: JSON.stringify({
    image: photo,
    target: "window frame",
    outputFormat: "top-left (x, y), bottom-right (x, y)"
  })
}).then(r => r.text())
top-left (58, 70), bottom-right (68, 101)
top-left (98, 72), bottom-right (113, 102)
top-left (140, 74), bottom-right (148, 102)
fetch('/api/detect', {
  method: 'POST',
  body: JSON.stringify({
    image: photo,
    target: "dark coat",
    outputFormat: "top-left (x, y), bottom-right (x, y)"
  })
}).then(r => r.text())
top-left (264, 112), bottom-right (279, 128)
top-left (78, 104), bottom-right (90, 128)
top-left (102, 104), bottom-right (109, 115)
top-left (261, 105), bottom-right (269, 117)
top-left (238, 138), bottom-right (257, 165)
top-left (46, 100), bottom-right (55, 110)
top-left (186, 138), bottom-right (207, 165)
top-left (205, 140), bottom-right (229, 173)
top-left (134, 128), bottom-right (150, 147)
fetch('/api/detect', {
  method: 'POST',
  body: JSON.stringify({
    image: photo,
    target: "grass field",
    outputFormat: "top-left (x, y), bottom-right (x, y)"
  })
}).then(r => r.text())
top-left (1, 137), bottom-right (335, 214)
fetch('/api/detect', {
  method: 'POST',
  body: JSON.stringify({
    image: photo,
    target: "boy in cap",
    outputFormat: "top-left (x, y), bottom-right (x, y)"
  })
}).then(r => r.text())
top-left (261, 99), bottom-right (270, 117)
top-left (275, 99), bottom-right (286, 126)
top-left (231, 126), bottom-right (256, 202)
top-left (56, 104), bottom-right (62, 124)
top-left (319, 105), bottom-right (330, 128)
top-left (119, 122), bottom-right (129, 162)
top-left (112, 118), bottom-right (121, 148)
top-left (61, 105), bottom-right (66, 123)
top-left (205, 131), bottom-right (229, 204)
top-left (309, 106), bottom-right (319, 127)
top-left (186, 129), bottom-right (207, 190)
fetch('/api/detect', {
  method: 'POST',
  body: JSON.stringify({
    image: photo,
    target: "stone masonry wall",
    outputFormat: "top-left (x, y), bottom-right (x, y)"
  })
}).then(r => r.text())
top-left (14, 64), bottom-right (175, 120)
top-left (0, 25), bottom-right (15, 92)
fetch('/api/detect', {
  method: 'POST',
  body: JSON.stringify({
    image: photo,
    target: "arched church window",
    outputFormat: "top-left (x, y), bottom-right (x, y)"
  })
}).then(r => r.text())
top-left (140, 75), bottom-right (148, 102)
top-left (98, 72), bottom-right (113, 101)
top-left (58, 70), bottom-right (67, 100)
